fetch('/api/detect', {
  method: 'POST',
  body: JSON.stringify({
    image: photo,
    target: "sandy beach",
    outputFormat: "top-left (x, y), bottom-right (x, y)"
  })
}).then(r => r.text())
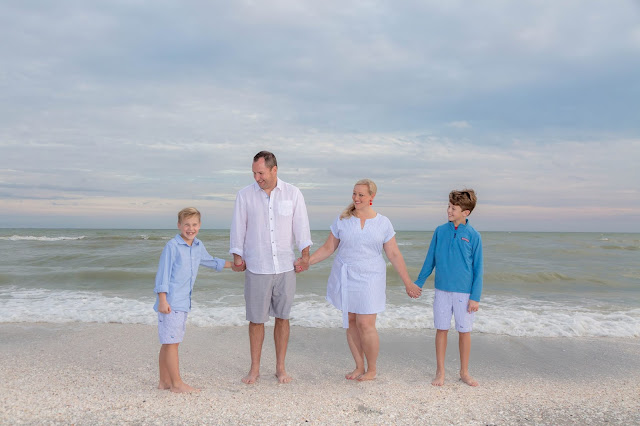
top-left (1, 323), bottom-right (639, 425)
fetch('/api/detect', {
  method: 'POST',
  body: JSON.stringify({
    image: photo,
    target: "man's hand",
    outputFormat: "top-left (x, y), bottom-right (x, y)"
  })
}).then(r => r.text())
top-left (294, 257), bottom-right (309, 273)
top-left (231, 260), bottom-right (246, 272)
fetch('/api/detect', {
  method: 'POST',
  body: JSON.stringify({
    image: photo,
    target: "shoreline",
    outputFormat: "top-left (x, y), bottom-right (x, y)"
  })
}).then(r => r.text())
top-left (1, 323), bottom-right (639, 424)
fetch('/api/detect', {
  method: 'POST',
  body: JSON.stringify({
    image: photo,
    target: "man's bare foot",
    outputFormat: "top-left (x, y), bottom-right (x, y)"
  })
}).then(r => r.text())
top-left (157, 381), bottom-right (170, 390)
top-left (275, 370), bottom-right (292, 384)
top-left (356, 371), bottom-right (376, 382)
top-left (431, 370), bottom-right (445, 386)
top-left (170, 382), bottom-right (200, 393)
top-left (460, 373), bottom-right (478, 387)
top-left (345, 368), bottom-right (365, 380)
top-left (242, 371), bottom-right (260, 384)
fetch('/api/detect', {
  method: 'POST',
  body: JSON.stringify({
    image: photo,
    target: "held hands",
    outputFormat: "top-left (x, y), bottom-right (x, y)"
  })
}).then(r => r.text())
top-left (405, 282), bottom-right (422, 299)
top-left (294, 257), bottom-right (310, 273)
top-left (467, 299), bottom-right (479, 313)
top-left (231, 260), bottom-right (246, 272)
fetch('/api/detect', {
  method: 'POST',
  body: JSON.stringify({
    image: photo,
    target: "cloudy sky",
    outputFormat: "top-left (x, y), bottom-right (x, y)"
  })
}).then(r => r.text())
top-left (1, 1), bottom-right (639, 232)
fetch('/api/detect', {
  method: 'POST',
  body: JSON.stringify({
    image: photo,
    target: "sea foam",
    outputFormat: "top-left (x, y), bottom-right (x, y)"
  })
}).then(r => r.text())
top-left (2, 287), bottom-right (639, 338)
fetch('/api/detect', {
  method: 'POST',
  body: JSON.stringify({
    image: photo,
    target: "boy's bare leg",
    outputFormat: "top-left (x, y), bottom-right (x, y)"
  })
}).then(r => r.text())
top-left (356, 314), bottom-right (378, 381)
top-left (158, 345), bottom-right (171, 389)
top-left (242, 322), bottom-right (264, 384)
top-left (459, 332), bottom-right (478, 386)
top-left (162, 343), bottom-right (199, 393)
top-left (274, 318), bottom-right (292, 383)
top-left (432, 329), bottom-right (448, 386)
top-left (345, 313), bottom-right (365, 379)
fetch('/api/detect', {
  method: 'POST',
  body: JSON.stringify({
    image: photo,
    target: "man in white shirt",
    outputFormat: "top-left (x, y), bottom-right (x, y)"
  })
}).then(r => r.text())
top-left (230, 151), bottom-right (312, 384)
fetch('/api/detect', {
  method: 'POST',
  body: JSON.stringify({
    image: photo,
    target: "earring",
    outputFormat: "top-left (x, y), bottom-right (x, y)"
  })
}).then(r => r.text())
top-left (369, 200), bottom-right (373, 206)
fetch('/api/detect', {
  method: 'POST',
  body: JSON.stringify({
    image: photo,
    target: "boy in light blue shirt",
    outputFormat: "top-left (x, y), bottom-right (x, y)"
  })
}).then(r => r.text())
top-left (414, 189), bottom-right (483, 387)
top-left (154, 207), bottom-right (244, 393)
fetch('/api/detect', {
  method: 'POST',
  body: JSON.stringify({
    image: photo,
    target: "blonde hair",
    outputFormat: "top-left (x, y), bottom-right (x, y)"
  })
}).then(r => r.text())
top-left (178, 207), bottom-right (201, 223)
top-left (340, 179), bottom-right (377, 219)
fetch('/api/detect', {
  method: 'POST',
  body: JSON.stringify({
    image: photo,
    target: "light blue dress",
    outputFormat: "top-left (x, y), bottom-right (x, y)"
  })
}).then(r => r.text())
top-left (327, 214), bottom-right (396, 328)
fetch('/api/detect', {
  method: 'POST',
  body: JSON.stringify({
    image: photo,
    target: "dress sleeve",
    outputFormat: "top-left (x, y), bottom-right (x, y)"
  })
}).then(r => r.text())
top-left (383, 216), bottom-right (396, 243)
top-left (329, 215), bottom-right (342, 239)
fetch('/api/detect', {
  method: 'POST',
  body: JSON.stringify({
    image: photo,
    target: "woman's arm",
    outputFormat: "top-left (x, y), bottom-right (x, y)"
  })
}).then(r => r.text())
top-left (310, 232), bottom-right (340, 265)
top-left (383, 236), bottom-right (422, 298)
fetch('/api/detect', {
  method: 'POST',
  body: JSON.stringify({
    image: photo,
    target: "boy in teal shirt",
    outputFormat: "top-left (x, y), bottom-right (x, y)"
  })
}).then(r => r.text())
top-left (414, 189), bottom-right (483, 386)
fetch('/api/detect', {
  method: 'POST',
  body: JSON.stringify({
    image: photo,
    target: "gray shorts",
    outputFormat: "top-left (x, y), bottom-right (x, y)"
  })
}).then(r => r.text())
top-left (157, 311), bottom-right (188, 344)
top-left (433, 289), bottom-right (475, 332)
top-left (245, 270), bottom-right (296, 323)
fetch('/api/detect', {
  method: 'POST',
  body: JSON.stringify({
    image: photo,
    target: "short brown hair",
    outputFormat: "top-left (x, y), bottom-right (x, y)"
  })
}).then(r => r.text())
top-left (253, 151), bottom-right (277, 169)
top-left (177, 207), bottom-right (201, 223)
top-left (449, 189), bottom-right (477, 213)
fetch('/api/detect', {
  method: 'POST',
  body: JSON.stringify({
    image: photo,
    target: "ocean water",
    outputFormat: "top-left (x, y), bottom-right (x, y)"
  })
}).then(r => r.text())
top-left (1, 229), bottom-right (638, 338)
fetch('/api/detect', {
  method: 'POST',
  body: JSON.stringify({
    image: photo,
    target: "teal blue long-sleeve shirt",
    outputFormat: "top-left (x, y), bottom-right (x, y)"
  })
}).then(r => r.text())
top-left (414, 220), bottom-right (483, 302)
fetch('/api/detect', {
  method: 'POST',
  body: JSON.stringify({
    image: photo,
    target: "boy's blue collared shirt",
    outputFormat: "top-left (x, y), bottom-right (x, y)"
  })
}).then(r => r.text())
top-left (414, 220), bottom-right (483, 302)
top-left (153, 234), bottom-right (225, 312)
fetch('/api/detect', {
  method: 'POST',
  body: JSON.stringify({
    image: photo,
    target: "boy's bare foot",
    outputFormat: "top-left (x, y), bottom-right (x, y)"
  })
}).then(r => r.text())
top-left (275, 370), bottom-right (292, 384)
top-left (431, 370), bottom-right (445, 386)
top-left (170, 383), bottom-right (200, 393)
top-left (345, 368), bottom-right (365, 380)
top-left (356, 371), bottom-right (376, 381)
top-left (460, 373), bottom-right (478, 387)
top-left (242, 371), bottom-right (260, 384)
top-left (157, 381), bottom-right (171, 390)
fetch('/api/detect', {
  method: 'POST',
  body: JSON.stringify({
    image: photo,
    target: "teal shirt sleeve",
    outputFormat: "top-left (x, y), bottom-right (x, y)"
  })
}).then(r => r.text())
top-left (414, 231), bottom-right (437, 288)
top-left (469, 233), bottom-right (483, 302)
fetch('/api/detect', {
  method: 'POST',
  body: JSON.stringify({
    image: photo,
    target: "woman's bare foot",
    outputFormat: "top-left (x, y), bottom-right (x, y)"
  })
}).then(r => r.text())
top-left (157, 381), bottom-right (170, 390)
top-left (356, 371), bottom-right (377, 381)
top-left (170, 382), bottom-right (200, 393)
top-left (345, 368), bottom-right (365, 380)
top-left (242, 371), bottom-right (260, 384)
top-left (275, 370), bottom-right (292, 384)
top-left (460, 372), bottom-right (478, 386)
top-left (431, 370), bottom-right (445, 386)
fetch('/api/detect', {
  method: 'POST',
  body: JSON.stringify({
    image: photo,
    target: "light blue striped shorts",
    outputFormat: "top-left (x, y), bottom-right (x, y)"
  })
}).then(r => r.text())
top-left (157, 311), bottom-right (188, 344)
top-left (433, 289), bottom-right (475, 332)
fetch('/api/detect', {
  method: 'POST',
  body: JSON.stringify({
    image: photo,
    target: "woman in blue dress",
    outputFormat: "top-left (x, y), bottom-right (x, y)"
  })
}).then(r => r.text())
top-left (305, 179), bottom-right (422, 381)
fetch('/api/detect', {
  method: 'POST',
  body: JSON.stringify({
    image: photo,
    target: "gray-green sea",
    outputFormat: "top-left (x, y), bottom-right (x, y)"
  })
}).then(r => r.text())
top-left (1, 229), bottom-right (638, 338)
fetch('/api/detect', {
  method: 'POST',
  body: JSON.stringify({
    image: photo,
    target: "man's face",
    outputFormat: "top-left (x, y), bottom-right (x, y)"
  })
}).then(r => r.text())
top-left (252, 158), bottom-right (277, 191)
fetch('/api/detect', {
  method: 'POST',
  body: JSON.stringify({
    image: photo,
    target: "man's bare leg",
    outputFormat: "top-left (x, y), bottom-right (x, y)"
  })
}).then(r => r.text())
top-left (242, 322), bottom-right (264, 384)
top-left (459, 331), bottom-right (478, 386)
top-left (356, 314), bottom-right (378, 381)
top-left (161, 343), bottom-right (199, 393)
top-left (345, 312), bottom-right (365, 379)
top-left (274, 318), bottom-right (292, 383)
top-left (432, 329), bottom-right (448, 386)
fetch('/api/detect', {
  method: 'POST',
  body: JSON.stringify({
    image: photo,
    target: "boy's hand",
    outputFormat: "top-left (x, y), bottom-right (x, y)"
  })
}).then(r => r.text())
top-left (231, 260), bottom-right (246, 272)
top-left (468, 300), bottom-right (479, 313)
top-left (158, 300), bottom-right (171, 314)
top-left (405, 283), bottom-right (422, 298)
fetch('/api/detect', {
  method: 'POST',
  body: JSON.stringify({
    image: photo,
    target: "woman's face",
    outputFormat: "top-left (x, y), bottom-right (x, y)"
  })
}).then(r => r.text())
top-left (352, 184), bottom-right (373, 209)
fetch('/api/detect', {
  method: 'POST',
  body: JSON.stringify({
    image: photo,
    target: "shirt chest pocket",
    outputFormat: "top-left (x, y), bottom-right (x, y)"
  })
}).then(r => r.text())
top-left (279, 200), bottom-right (293, 217)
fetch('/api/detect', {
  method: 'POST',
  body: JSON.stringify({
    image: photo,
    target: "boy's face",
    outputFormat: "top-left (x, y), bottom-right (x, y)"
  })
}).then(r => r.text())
top-left (177, 215), bottom-right (201, 245)
top-left (447, 202), bottom-right (469, 226)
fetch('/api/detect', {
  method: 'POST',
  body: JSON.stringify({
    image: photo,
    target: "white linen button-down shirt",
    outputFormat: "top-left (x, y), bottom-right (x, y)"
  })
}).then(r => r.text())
top-left (230, 178), bottom-right (312, 274)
